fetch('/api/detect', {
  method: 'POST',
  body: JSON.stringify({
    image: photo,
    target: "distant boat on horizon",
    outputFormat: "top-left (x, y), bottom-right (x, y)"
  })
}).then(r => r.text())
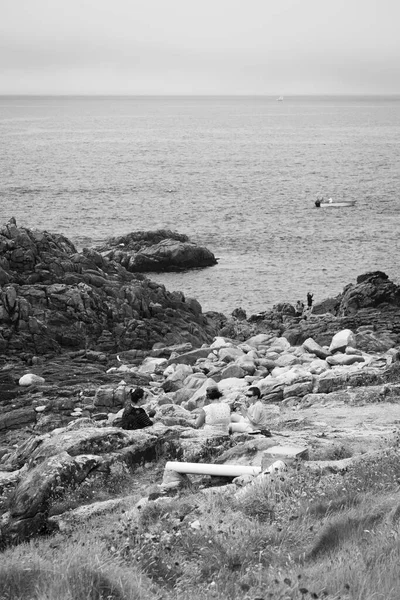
top-left (277, 96), bottom-right (284, 101)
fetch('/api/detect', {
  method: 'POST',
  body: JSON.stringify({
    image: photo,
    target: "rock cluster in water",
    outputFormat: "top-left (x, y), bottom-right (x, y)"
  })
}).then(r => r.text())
top-left (93, 229), bottom-right (218, 272)
top-left (1, 217), bottom-right (400, 547)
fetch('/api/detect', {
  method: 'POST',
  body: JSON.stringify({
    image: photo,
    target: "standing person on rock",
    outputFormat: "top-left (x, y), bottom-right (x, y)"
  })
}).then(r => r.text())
top-left (307, 292), bottom-right (314, 308)
top-left (121, 387), bottom-right (153, 430)
top-left (230, 386), bottom-right (270, 434)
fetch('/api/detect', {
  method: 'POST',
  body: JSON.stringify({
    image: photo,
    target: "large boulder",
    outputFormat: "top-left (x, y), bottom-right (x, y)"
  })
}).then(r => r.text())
top-left (125, 239), bottom-right (217, 272)
top-left (339, 271), bottom-right (400, 315)
top-left (329, 329), bottom-right (356, 353)
top-left (95, 229), bottom-right (217, 272)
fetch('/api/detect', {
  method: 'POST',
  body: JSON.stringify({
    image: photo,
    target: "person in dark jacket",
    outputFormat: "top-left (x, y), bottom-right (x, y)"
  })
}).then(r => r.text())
top-left (121, 387), bottom-right (153, 430)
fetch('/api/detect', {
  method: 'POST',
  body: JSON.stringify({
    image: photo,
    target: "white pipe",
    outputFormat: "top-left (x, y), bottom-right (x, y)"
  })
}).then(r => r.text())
top-left (164, 461), bottom-right (261, 478)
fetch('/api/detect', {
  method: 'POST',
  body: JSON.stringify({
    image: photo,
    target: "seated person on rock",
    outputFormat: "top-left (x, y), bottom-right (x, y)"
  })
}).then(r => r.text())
top-left (194, 381), bottom-right (231, 435)
top-left (230, 386), bottom-right (269, 433)
top-left (121, 387), bottom-right (153, 430)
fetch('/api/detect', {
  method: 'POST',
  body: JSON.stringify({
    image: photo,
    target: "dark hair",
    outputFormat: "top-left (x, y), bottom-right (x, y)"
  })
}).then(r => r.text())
top-left (206, 388), bottom-right (223, 400)
top-left (247, 386), bottom-right (261, 399)
top-left (130, 387), bottom-right (145, 403)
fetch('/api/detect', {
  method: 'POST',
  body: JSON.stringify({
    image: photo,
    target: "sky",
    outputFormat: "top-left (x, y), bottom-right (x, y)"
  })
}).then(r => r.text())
top-left (1, 0), bottom-right (399, 95)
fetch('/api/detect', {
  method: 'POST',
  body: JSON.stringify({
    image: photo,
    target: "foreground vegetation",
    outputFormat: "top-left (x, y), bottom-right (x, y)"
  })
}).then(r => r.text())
top-left (1, 446), bottom-right (400, 600)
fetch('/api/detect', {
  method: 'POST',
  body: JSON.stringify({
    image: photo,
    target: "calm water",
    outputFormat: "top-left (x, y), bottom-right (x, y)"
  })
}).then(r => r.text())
top-left (1, 95), bottom-right (399, 315)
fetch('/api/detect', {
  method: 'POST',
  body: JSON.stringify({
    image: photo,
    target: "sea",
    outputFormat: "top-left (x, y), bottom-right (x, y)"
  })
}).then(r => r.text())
top-left (0, 95), bottom-right (399, 316)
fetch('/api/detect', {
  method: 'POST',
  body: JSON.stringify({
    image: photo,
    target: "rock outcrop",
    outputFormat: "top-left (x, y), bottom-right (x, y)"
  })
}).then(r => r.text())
top-left (94, 229), bottom-right (218, 272)
top-left (235, 271), bottom-right (400, 349)
top-left (0, 220), bottom-right (220, 356)
top-left (0, 419), bottom-right (237, 546)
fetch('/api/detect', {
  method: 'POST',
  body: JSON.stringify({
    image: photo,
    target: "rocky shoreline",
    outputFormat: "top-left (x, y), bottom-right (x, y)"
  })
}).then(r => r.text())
top-left (1, 217), bottom-right (400, 547)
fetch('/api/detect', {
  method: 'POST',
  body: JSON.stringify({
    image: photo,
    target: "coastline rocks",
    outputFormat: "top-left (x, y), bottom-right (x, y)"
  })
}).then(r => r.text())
top-left (0, 219), bottom-right (221, 355)
top-left (124, 239), bottom-right (217, 272)
top-left (339, 271), bottom-right (400, 314)
top-left (1, 323), bottom-right (400, 546)
top-left (240, 272), bottom-right (400, 352)
top-left (0, 325), bottom-right (398, 449)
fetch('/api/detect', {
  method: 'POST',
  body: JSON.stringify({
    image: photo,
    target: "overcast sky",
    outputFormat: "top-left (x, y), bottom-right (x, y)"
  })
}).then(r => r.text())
top-left (1, 0), bottom-right (399, 95)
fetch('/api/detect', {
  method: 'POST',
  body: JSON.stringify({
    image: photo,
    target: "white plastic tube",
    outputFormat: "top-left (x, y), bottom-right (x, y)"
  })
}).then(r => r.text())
top-left (164, 461), bottom-right (261, 478)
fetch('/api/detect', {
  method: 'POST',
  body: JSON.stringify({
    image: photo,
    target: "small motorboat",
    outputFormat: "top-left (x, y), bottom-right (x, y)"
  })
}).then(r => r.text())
top-left (315, 198), bottom-right (356, 208)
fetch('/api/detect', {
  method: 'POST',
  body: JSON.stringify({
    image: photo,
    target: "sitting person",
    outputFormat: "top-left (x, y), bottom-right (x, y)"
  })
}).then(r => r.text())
top-left (194, 381), bottom-right (231, 435)
top-left (230, 386), bottom-right (269, 433)
top-left (121, 387), bottom-right (153, 430)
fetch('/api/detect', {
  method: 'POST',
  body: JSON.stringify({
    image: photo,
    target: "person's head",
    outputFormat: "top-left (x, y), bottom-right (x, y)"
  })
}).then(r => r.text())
top-left (245, 386), bottom-right (261, 402)
top-left (206, 380), bottom-right (223, 401)
top-left (130, 387), bottom-right (145, 405)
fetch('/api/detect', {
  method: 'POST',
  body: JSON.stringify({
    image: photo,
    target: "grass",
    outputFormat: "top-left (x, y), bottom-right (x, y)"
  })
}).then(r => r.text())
top-left (2, 448), bottom-right (400, 599)
top-left (0, 540), bottom-right (151, 600)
